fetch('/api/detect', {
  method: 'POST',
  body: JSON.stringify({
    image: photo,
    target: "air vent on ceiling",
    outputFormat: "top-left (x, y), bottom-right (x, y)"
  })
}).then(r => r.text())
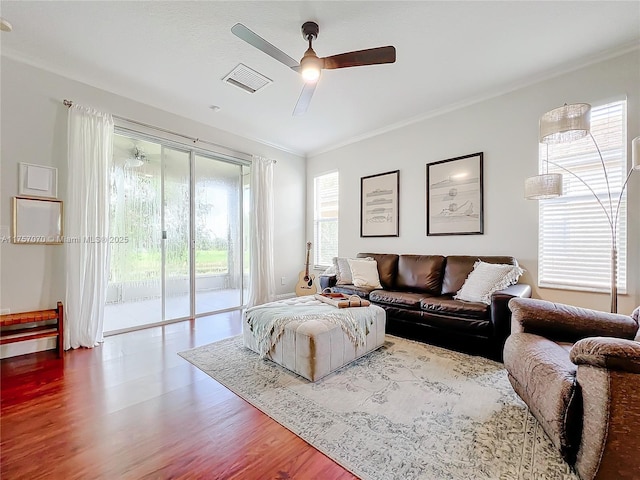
top-left (222, 63), bottom-right (273, 94)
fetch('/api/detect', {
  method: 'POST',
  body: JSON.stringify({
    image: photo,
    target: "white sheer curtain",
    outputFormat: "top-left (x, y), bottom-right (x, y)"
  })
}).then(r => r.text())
top-left (65, 104), bottom-right (114, 349)
top-left (247, 155), bottom-right (276, 307)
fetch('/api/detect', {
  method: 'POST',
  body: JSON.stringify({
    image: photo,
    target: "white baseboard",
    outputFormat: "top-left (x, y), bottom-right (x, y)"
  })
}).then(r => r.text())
top-left (1, 337), bottom-right (56, 359)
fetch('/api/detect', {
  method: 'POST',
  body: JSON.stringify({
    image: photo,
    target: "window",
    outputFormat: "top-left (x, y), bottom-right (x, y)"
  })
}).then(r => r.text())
top-left (538, 100), bottom-right (627, 293)
top-left (313, 171), bottom-right (339, 267)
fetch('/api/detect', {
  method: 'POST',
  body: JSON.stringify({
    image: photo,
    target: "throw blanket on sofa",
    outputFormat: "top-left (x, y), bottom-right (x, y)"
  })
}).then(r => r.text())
top-left (246, 301), bottom-right (375, 357)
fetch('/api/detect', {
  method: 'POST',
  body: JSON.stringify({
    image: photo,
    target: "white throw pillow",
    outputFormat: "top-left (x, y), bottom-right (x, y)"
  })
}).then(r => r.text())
top-left (348, 258), bottom-right (383, 289)
top-left (454, 261), bottom-right (524, 305)
top-left (333, 256), bottom-right (373, 285)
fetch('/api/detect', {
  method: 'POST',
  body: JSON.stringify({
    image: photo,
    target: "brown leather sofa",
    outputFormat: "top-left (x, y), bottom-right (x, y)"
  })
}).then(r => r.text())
top-left (504, 298), bottom-right (640, 480)
top-left (319, 253), bottom-right (531, 359)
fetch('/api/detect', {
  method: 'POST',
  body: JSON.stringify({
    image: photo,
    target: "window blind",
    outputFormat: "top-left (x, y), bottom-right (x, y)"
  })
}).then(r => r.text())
top-left (313, 171), bottom-right (339, 267)
top-left (538, 100), bottom-right (627, 293)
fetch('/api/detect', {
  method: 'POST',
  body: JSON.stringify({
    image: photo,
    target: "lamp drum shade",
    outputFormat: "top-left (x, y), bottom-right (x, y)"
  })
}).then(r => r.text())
top-left (539, 103), bottom-right (591, 144)
top-left (524, 173), bottom-right (563, 199)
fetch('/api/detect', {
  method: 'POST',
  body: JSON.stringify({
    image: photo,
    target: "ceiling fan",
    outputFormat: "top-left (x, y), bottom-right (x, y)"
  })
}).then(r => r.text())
top-left (231, 21), bottom-right (396, 115)
top-left (113, 145), bottom-right (149, 168)
top-left (124, 147), bottom-right (147, 168)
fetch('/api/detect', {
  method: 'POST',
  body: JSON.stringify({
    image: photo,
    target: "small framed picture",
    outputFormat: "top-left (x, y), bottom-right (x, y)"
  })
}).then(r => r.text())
top-left (426, 152), bottom-right (483, 236)
top-left (12, 196), bottom-right (64, 244)
top-left (18, 163), bottom-right (58, 198)
top-left (360, 170), bottom-right (399, 237)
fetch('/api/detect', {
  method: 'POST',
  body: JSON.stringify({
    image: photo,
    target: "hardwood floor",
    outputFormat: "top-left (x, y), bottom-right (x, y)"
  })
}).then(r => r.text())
top-left (1, 312), bottom-right (357, 480)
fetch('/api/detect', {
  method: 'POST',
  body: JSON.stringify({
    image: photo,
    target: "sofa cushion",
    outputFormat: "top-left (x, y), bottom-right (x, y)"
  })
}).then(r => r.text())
top-left (402, 303), bottom-right (492, 335)
top-left (396, 255), bottom-right (445, 293)
top-left (420, 297), bottom-right (490, 320)
top-left (441, 255), bottom-right (517, 296)
top-left (503, 332), bottom-right (581, 461)
top-left (370, 290), bottom-right (434, 310)
top-left (357, 253), bottom-right (399, 289)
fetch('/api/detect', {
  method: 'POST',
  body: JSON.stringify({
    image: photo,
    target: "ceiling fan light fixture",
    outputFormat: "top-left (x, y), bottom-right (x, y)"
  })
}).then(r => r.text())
top-left (125, 148), bottom-right (145, 168)
top-left (300, 52), bottom-right (322, 83)
top-left (125, 158), bottom-right (144, 168)
top-left (301, 65), bottom-right (320, 83)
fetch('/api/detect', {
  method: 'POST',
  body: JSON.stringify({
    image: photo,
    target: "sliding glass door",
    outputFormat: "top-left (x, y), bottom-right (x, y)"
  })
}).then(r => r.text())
top-left (105, 132), bottom-right (246, 333)
top-left (107, 136), bottom-right (163, 331)
top-left (194, 155), bottom-right (244, 314)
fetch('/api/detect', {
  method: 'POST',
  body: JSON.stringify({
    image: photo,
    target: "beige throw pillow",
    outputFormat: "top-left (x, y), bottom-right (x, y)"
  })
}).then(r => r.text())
top-left (454, 261), bottom-right (524, 305)
top-left (333, 256), bottom-right (373, 285)
top-left (347, 258), bottom-right (382, 289)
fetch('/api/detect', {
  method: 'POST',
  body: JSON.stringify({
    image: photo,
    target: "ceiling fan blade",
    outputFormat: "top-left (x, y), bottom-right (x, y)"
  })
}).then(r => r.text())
top-left (322, 46), bottom-right (396, 70)
top-left (231, 23), bottom-right (300, 69)
top-left (293, 82), bottom-right (317, 116)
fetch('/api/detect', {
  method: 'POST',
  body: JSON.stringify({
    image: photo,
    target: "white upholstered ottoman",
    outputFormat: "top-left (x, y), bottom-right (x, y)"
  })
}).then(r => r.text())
top-left (243, 296), bottom-right (386, 381)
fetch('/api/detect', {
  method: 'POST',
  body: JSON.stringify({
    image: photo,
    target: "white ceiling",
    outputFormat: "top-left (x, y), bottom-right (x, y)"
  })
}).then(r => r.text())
top-left (2, 1), bottom-right (639, 157)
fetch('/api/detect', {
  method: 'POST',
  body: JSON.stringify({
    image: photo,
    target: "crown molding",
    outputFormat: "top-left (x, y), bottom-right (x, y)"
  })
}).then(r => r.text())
top-left (5, 39), bottom-right (638, 161)
top-left (1, 48), bottom-right (306, 160)
top-left (307, 41), bottom-right (640, 158)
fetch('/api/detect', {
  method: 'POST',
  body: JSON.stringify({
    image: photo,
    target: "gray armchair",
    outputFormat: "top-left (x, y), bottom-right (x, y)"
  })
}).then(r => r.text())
top-left (503, 298), bottom-right (640, 480)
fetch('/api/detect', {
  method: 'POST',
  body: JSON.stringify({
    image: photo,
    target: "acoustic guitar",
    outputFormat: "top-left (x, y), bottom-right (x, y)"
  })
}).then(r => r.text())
top-left (295, 242), bottom-right (316, 296)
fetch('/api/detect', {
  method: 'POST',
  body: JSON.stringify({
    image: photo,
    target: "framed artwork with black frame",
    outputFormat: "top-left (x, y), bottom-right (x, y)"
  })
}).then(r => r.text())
top-left (360, 169), bottom-right (399, 237)
top-left (426, 152), bottom-right (483, 236)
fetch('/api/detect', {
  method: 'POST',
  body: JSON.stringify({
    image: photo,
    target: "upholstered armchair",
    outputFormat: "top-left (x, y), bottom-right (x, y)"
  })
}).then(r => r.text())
top-left (503, 298), bottom-right (640, 480)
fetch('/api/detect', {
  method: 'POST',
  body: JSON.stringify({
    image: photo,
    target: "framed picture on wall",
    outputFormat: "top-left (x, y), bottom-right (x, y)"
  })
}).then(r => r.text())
top-left (426, 152), bottom-right (483, 236)
top-left (18, 163), bottom-right (58, 198)
top-left (360, 170), bottom-right (399, 237)
top-left (12, 196), bottom-right (64, 244)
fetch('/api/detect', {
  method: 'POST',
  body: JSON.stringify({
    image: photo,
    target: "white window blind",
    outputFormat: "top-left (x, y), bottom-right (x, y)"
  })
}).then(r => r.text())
top-left (314, 171), bottom-right (339, 267)
top-left (538, 100), bottom-right (627, 293)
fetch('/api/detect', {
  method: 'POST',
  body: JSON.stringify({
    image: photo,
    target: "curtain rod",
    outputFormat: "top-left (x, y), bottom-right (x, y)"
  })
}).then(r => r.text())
top-left (62, 99), bottom-right (263, 163)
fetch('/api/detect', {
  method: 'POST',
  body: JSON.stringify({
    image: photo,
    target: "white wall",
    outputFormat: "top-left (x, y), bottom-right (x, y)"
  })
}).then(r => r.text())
top-left (0, 56), bottom-right (306, 317)
top-left (307, 50), bottom-right (640, 315)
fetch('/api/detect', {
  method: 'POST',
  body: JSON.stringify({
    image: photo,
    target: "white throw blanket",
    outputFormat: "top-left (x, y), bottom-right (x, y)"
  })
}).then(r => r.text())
top-left (246, 300), bottom-right (375, 357)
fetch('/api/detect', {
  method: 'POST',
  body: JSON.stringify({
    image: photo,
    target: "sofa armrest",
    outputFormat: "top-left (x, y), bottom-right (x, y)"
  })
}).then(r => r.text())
top-left (571, 335), bottom-right (640, 480)
top-left (570, 337), bottom-right (640, 374)
top-left (495, 283), bottom-right (532, 299)
top-left (509, 298), bottom-right (639, 342)
top-left (318, 274), bottom-right (337, 292)
top-left (489, 283), bottom-right (532, 354)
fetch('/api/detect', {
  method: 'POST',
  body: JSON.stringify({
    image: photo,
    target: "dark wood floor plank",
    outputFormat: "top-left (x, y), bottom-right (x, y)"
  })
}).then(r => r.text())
top-left (1, 311), bottom-right (357, 480)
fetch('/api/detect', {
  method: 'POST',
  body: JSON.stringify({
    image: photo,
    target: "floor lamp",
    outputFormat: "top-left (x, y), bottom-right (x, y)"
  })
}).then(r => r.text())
top-left (524, 103), bottom-right (639, 313)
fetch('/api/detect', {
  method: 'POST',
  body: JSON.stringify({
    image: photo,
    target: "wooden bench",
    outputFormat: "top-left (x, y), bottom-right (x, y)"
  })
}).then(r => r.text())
top-left (0, 302), bottom-right (64, 358)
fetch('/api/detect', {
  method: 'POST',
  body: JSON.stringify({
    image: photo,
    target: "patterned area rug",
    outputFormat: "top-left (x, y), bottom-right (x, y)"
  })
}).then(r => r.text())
top-left (179, 335), bottom-right (577, 480)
